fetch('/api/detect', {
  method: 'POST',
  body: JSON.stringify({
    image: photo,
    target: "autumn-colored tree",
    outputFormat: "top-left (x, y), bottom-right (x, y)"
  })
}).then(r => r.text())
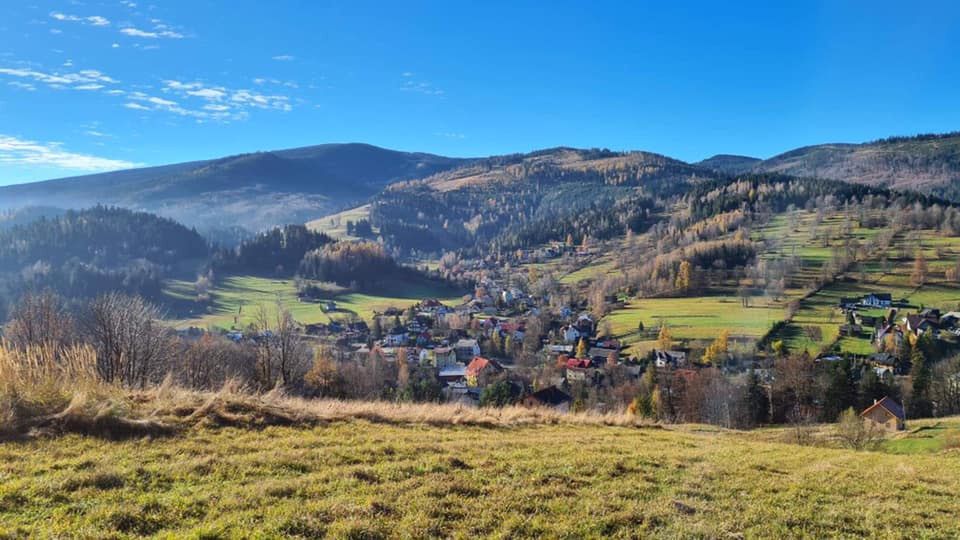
top-left (656, 324), bottom-right (673, 351)
top-left (675, 260), bottom-right (693, 292)
top-left (702, 329), bottom-right (730, 365)
top-left (575, 337), bottom-right (588, 358)
top-left (911, 249), bottom-right (928, 286)
top-left (304, 349), bottom-right (343, 397)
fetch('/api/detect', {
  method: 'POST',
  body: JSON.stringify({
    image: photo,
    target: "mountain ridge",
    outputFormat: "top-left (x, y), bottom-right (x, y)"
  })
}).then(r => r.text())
top-left (4, 132), bottom-right (960, 234)
top-left (0, 143), bottom-right (468, 232)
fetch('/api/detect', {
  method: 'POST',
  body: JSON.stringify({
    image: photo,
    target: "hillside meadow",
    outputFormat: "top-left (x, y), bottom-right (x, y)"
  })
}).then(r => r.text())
top-left (593, 208), bottom-right (960, 357)
top-left (3, 417), bottom-right (960, 538)
top-left (165, 275), bottom-right (464, 330)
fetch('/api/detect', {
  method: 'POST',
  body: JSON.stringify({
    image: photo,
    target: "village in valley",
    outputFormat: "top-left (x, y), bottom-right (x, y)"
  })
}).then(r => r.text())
top-left (173, 222), bottom-right (960, 433)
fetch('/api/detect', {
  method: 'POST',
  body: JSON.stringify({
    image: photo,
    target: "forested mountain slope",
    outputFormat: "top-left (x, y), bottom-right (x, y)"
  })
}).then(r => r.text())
top-left (0, 143), bottom-right (467, 233)
top-left (749, 132), bottom-right (960, 196)
top-left (370, 148), bottom-right (719, 256)
top-left (0, 206), bottom-right (209, 317)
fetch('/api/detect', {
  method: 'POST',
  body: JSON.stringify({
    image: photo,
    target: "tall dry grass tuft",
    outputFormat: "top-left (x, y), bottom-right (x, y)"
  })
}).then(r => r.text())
top-left (0, 343), bottom-right (141, 437)
top-left (1, 341), bottom-right (652, 438)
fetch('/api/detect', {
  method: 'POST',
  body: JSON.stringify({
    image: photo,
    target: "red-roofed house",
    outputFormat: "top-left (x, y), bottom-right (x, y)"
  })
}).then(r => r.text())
top-left (465, 356), bottom-right (503, 387)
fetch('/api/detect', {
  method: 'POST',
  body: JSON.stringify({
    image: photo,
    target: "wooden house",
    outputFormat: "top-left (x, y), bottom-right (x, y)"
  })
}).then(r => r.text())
top-left (860, 396), bottom-right (905, 431)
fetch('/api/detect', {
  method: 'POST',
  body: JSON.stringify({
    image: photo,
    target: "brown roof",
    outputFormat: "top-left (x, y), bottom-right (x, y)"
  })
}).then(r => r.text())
top-left (861, 396), bottom-right (905, 420)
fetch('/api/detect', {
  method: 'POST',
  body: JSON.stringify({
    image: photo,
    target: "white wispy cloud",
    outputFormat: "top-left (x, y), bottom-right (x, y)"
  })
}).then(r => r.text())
top-left (0, 63), bottom-right (294, 123)
top-left (0, 134), bottom-right (140, 171)
top-left (158, 79), bottom-right (293, 118)
top-left (7, 81), bottom-right (35, 91)
top-left (254, 77), bottom-right (299, 88)
top-left (120, 27), bottom-right (184, 39)
top-left (50, 12), bottom-right (112, 27)
top-left (401, 77), bottom-right (444, 96)
top-left (436, 132), bottom-right (466, 139)
top-left (0, 67), bottom-right (117, 88)
top-left (120, 1), bottom-right (138, 8)
top-left (272, 54), bottom-right (295, 61)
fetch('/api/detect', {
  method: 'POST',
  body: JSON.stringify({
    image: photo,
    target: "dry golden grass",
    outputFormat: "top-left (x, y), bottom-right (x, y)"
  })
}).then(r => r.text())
top-left (0, 343), bottom-right (648, 440)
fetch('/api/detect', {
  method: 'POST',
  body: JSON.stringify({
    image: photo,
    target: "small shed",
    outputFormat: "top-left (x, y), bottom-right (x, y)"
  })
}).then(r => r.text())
top-left (521, 386), bottom-right (573, 412)
top-left (860, 396), bottom-right (905, 431)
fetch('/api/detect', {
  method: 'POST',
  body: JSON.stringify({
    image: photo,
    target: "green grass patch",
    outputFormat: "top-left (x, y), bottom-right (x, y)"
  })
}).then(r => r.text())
top-left (165, 274), bottom-right (464, 330)
top-left (3, 421), bottom-right (960, 537)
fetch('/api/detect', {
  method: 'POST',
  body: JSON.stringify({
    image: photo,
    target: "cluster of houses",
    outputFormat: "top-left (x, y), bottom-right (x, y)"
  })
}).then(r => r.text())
top-left (836, 292), bottom-right (960, 374)
top-left (339, 293), bottom-right (612, 408)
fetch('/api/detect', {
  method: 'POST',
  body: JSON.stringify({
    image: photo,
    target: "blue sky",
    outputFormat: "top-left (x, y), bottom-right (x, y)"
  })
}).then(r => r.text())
top-left (1, 1), bottom-right (959, 185)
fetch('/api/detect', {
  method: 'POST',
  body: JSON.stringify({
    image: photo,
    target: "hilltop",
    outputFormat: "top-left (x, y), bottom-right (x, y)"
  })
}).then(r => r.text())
top-left (0, 143), bottom-right (467, 233)
top-left (750, 132), bottom-right (960, 196)
top-left (695, 153), bottom-right (761, 175)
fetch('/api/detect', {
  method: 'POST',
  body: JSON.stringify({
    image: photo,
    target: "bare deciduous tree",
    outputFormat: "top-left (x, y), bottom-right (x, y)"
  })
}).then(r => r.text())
top-left (4, 290), bottom-right (75, 350)
top-left (252, 301), bottom-right (311, 389)
top-left (83, 293), bottom-right (173, 388)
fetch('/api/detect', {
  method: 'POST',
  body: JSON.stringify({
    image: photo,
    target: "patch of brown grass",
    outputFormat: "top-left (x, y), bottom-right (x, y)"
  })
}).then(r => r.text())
top-left (0, 343), bottom-right (652, 440)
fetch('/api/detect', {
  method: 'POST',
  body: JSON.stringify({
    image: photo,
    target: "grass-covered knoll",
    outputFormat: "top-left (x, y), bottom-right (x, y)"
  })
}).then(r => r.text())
top-left (4, 419), bottom-right (960, 538)
top-left (306, 204), bottom-right (375, 240)
top-left (166, 274), bottom-right (463, 329)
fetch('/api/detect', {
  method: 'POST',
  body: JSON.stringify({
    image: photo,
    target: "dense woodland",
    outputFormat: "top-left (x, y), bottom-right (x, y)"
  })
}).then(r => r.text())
top-left (0, 206), bottom-right (209, 319)
top-left (214, 224), bottom-right (333, 276)
top-left (298, 241), bottom-right (400, 288)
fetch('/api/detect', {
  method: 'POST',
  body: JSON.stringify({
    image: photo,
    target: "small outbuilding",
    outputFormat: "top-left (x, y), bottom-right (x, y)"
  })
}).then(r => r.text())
top-left (521, 386), bottom-right (573, 412)
top-left (860, 396), bottom-right (905, 431)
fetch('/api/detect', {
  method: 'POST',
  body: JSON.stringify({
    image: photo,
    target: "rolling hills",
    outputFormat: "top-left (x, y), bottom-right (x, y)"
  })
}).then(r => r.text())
top-left (736, 132), bottom-right (960, 196)
top-left (4, 131), bottom-right (960, 239)
top-left (0, 143), bottom-right (467, 233)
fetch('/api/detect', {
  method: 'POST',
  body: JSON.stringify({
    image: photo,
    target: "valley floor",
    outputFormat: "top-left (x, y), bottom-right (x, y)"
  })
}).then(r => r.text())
top-left (2, 420), bottom-right (960, 538)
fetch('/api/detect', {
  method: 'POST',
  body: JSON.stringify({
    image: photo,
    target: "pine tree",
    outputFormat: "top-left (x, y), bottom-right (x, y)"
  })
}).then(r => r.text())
top-left (910, 346), bottom-right (932, 418)
top-left (370, 316), bottom-right (383, 340)
top-left (743, 369), bottom-right (769, 426)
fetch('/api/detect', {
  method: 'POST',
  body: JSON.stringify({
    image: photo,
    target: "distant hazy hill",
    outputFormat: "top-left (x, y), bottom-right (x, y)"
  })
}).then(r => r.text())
top-left (695, 154), bottom-right (760, 175)
top-left (0, 143), bottom-right (466, 232)
top-left (748, 133), bottom-right (960, 197)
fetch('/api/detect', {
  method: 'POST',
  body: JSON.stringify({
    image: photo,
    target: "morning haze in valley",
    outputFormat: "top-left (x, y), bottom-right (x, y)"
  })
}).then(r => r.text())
top-left (2, 1), bottom-right (960, 537)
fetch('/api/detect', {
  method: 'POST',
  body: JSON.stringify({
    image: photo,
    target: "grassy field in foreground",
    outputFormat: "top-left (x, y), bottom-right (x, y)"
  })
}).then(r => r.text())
top-left (165, 275), bottom-right (463, 330)
top-left (3, 420), bottom-right (960, 538)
